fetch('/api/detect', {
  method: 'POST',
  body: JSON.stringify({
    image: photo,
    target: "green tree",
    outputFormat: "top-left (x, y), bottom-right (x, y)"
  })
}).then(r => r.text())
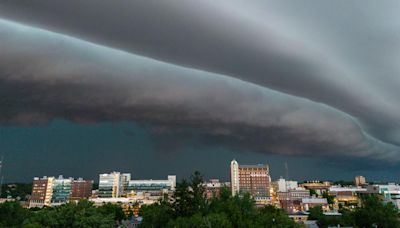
top-left (140, 199), bottom-right (174, 228)
top-left (256, 205), bottom-right (300, 228)
top-left (0, 201), bottom-right (31, 227)
top-left (354, 195), bottom-right (400, 228)
top-left (97, 202), bottom-right (126, 221)
top-left (322, 191), bottom-right (335, 205)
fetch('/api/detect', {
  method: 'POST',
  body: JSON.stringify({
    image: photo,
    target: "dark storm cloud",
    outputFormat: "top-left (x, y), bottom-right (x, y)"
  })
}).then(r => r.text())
top-left (0, 0), bottom-right (399, 150)
top-left (0, 18), bottom-right (398, 161)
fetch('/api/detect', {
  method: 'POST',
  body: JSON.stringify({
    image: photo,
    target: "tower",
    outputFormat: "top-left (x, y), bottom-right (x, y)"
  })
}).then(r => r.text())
top-left (230, 159), bottom-right (239, 196)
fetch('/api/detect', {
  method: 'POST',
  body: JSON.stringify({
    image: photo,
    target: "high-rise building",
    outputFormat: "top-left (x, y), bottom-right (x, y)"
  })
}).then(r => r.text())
top-left (98, 172), bottom-right (125, 198)
top-left (29, 176), bottom-right (54, 208)
top-left (230, 159), bottom-right (240, 196)
top-left (230, 159), bottom-right (270, 200)
top-left (29, 176), bottom-right (93, 207)
top-left (70, 178), bottom-right (93, 201)
top-left (51, 175), bottom-right (73, 205)
top-left (354, 176), bottom-right (366, 186)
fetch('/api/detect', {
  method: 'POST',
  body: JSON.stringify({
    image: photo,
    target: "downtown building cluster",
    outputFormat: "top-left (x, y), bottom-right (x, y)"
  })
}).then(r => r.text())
top-left (18, 159), bottom-right (400, 223)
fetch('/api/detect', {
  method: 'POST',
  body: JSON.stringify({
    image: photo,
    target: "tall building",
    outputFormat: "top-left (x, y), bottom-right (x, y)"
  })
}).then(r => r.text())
top-left (98, 172), bottom-right (125, 198)
top-left (70, 178), bottom-right (93, 201)
top-left (230, 159), bottom-right (240, 196)
top-left (230, 159), bottom-right (270, 200)
top-left (354, 176), bottom-right (366, 186)
top-left (29, 176), bottom-right (93, 207)
top-left (29, 176), bottom-right (54, 208)
top-left (51, 175), bottom-right (73, 205)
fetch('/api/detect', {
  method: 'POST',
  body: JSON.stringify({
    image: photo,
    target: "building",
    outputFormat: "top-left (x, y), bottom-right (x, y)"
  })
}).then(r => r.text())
top-left (230, 160), bottom-right (240, 196)
top-left (300, 181), bottom-right (331, 195)
top-left (98, 172), bottom-right (125, 198)
top-left (204, 179), bottom-right (230, 199)
top-left (354, 176), bottom-right (366, 186)
top-left (230, 159), bottom-right (271, 200)
top-left (125, 175), bottom-right (176, 197)
top-left (276, 177), bottom-right (298, 192)
top-left (29, 176), bottom-right (54, 208)
top-left (29, 176), bottom-right (93, 208)
top-left (70, 178), bottom-right (93, 201)
top-left (301, 197), bottom-right (328, 211)
top-left (277, 189), bottom-right (310, 212)
top-left (51, 176), bottom-right (73, 205)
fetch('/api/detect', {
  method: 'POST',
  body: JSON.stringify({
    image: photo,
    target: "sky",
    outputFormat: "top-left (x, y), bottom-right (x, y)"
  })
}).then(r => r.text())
top-left (0, 0), bottom-right (399, 182)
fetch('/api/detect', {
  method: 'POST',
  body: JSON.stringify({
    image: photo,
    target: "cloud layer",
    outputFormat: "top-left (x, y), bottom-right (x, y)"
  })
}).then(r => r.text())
top-left (0, 1), bottom-right (399, 161)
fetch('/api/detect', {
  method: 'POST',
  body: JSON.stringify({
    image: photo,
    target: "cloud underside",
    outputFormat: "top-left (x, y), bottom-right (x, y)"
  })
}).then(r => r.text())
top-left (1, 18), bottom-right (399, 161)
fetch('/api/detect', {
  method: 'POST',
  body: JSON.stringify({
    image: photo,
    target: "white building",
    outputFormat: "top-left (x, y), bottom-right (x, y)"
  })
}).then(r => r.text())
top-left (98, 172), bottom-right (125, 198)
top-left (276, 177), bottom-right (298, 192)
top-left (230, 159), bottom-right (240, 196)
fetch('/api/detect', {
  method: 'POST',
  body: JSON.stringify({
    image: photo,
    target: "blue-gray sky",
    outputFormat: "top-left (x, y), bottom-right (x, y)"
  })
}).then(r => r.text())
top-left (0, 1), bottom-right (399, 182)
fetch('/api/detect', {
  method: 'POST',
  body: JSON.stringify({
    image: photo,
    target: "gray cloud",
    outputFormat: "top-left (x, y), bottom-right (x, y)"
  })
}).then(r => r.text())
top-left (0, 18), bottom-right (398, 161)
top-left (0, 0), bottom-right (399, 150)
top-left (0, 1), bottom-right (400, 162)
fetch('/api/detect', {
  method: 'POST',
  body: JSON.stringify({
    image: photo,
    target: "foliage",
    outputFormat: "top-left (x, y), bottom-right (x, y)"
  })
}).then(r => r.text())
top-left (322, 191), bottom-right (335, 205)
top-left (0, 201), bottom-right (31, 227)
top-left (309, 196), bottom-right (400, 228)
top-left (0, 200), bottom-right (121, 227)
top-left (0, 183), bottom-right (32, 200)
top-left (353, 195), bottom-right (400, 228)
top-left (140, 171), bottom-right (300, 228)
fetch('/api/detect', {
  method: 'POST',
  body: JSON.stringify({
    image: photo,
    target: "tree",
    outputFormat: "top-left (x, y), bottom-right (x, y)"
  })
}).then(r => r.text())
top-left (354, 195), bottom-right (400, 228)
top-left (97, 202), bottom-right (126, 221)
top-left (0, 201), bottom-right (30, 227)
top-left (256, 205), bottom-right (300, 228)
top-left (322, 191), bottom-right (335, 205)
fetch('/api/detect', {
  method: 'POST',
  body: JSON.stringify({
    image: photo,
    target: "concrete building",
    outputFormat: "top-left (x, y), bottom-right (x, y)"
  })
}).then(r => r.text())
top-left (354, 176), bottom-right (366, 186)
top-left (29, 176), bottom-right (54, 208)
top-left (230, 159), bottom-right (271, 200)
top-left (300, 181), bottom-right (331, 195)
top-left (276, 177), bottom-right (298, 192)
top-left (301, 197), bottom-right (328, 211)
top-left (277, 189), bottom-right (310, 212)
top-left (230, 159), bottom-right (240, 196)
top-left (204, 179), bottom-right (230, 199)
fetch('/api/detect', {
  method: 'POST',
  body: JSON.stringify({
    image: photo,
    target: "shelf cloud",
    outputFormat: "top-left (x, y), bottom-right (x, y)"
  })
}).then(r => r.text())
top-left (0, 0), bottom-right (399, 161)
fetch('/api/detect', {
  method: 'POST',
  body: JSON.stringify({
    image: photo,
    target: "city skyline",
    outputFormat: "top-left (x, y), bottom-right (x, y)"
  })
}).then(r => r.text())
top-left (1, 1), bottom-right (400, 182)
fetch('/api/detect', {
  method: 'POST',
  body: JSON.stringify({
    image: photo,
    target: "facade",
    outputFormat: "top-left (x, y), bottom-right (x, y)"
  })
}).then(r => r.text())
top-left (29, 176), bottom-right (54, 208)
top-left (354, 176), bottom-right (366, 186)
top-left (300, 181), bottom-right (331, 195)
top-left (230, 159), bottom-right (270, 200)
top-left (230, 160), bottom-right (240, 196)
top-left (204, 179), bottom-right (230, 199)
top-left (276, 178), bottom-right (298, 192)
top-left (126, 175), bottom-right (176, 196)
top-left (70, 178), bottom-right (93, 201)
top-left (98, 172), bottom-right (125, 198)
top-left (29, 176), bottom-right (93, 208)
top-left (51, 176), bottom-right (73, 205)
top-left (301, 197), bottom-right (328, 211)
top-left (277, 189), bottom-right (310, 212)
